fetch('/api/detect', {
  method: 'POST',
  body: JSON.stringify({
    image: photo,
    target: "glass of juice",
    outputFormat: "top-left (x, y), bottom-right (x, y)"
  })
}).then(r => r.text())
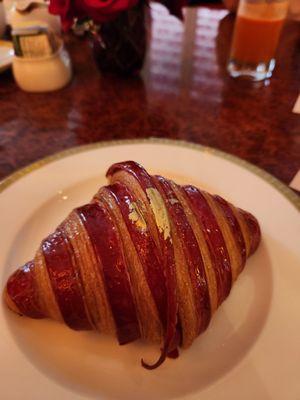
top-left (227, 0), bottom-right (290, 81)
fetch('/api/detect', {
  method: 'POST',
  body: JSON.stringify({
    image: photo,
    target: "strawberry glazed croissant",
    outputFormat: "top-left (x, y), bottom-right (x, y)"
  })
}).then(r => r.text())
top-left (4, 161), bottom-right (261, 369)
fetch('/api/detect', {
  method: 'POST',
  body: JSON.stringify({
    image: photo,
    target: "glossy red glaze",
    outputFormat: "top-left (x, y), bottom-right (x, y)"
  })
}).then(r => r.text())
top-left (77, 203), bottom-right (140, 344)
top-left (105, 182), bottom-right (168, 329)
top-left (107, 161), bottom-right (154, 191)
top-left (6, 261), bottom-right (44, 318)
top-left (239, 209), bottom-right (261, 255)
top-left (167, 348), bottom-right (179, 359)
top-left (153, 176), bottom-right (211, 334)
top-left (42, 230), bottom-right (92, 330)
top-left (183, 186), bottom-right (232, 305)
top-left (108, 161), bottom-right (179, 368)
top-left (214, 195), bottom-right (246, 267)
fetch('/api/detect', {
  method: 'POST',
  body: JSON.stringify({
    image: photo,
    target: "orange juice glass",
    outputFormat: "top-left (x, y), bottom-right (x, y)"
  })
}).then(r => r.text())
top-left (227, 0), bottom-right (289, 81)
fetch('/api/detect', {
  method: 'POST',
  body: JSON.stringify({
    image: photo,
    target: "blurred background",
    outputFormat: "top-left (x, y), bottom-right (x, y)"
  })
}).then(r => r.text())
top-left (0, 0), bottom-right (299, 188)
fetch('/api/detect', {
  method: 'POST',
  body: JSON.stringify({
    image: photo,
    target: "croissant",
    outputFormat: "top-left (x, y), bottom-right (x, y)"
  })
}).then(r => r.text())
top-left (4, 161), bottom-right (261, 369)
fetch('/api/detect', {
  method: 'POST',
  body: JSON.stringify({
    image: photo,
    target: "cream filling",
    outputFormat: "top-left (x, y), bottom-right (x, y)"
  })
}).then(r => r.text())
top-left (146, 187), bottom-right (171, 241)
top-left (128, 202), bottom-right (147, 232)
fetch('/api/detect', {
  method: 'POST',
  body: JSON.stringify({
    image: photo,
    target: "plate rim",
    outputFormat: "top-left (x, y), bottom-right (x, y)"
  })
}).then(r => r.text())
top-left (0, 138), bottom-right (299, 210)
top-left (1, 138), bottom-right (299, 399)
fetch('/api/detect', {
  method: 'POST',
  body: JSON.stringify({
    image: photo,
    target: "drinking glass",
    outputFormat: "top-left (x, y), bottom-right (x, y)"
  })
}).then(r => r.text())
top-left (227, 0), bottom-right (290, 81)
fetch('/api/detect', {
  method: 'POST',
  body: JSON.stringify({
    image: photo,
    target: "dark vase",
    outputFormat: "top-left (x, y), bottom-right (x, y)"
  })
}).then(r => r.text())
top-left (92, 1), bottom-right (147, 76)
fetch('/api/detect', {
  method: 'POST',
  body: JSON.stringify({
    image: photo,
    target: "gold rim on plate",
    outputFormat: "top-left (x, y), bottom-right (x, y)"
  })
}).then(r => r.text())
top-left (0, 138), bottom-right (299, 210)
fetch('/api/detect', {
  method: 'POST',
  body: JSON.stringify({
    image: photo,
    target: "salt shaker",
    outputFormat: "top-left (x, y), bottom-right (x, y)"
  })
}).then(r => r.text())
top-left (12, 24), bottom-right (72, 92)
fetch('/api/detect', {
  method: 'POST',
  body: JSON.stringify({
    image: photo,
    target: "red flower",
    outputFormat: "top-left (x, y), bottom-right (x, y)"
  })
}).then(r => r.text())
top-left (49, 0), bottom-right (187, 31)
top-left (49, 0), bottom-right (139, 30)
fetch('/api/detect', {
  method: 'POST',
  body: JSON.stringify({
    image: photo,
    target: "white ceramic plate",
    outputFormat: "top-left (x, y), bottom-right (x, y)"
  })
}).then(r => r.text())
top-left (1, 139), bottom-right (299, 400)
top-left (0, 40), bottom-right (14, 72)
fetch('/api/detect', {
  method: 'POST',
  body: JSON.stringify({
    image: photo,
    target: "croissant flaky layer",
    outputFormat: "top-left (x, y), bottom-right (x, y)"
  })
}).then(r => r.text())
top-left (4, 161), bottom-right (261, 368)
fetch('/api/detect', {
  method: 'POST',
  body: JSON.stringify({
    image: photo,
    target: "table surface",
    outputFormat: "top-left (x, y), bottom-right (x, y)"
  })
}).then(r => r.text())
top-left (0, 4), bottom-right (299, 188)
